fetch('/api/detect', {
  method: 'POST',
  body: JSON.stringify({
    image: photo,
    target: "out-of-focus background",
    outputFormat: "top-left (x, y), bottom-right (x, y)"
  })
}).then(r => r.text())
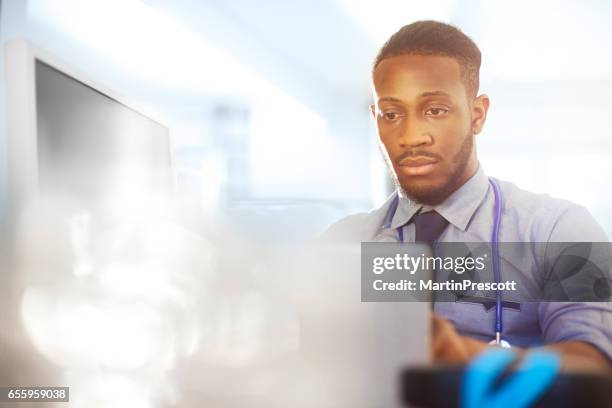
top-left (3, 0), bottom-right (612, 239)
top-left (0, 1), bottom-right (611, 407)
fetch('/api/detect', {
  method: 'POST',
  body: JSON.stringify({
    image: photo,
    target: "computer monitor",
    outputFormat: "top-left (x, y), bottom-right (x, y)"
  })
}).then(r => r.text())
top-left (4, 39), bottom-right (174, 216)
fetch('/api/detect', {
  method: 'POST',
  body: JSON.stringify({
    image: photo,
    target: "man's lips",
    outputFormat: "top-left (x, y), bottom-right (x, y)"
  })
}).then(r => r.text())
top-left (397, 156), bottom-right (440, 176)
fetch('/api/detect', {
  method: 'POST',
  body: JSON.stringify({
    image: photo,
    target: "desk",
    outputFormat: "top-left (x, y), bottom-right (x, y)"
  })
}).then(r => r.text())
top-left (401, 366), bottom-right (612, 407)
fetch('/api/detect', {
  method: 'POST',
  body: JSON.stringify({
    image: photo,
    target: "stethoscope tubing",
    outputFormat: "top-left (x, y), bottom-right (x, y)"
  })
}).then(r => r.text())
top-left (489, 178), bottom-right (503, 340)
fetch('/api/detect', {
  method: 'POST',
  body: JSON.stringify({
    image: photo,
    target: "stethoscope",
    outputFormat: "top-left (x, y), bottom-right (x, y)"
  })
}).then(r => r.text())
top-left (382, 177), bottom-right (511, 348)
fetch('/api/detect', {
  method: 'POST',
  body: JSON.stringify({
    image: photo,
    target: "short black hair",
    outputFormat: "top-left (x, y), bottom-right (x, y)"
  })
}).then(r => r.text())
top-left (373, 20), bottom-right (481, 97)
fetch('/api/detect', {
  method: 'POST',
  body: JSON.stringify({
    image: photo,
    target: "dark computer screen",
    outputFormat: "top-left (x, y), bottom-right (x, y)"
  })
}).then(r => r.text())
top-left (35, 60), bottom-right (172, 206)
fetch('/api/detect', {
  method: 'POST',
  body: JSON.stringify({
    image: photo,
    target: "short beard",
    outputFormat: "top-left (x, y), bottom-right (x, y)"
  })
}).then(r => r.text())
top-left (384, 133), bottom-right (474, 206)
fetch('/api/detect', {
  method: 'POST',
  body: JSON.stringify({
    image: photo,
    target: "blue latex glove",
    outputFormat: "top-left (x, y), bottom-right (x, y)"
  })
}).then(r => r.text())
top-left (462, 348), bottom-right (561, 408)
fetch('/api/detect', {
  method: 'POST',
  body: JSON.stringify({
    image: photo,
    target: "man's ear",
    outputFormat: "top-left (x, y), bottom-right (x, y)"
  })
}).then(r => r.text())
top-left (471, 94), bottom-right (490, 135)
top-left (370, 104), bottom-right (376, 119)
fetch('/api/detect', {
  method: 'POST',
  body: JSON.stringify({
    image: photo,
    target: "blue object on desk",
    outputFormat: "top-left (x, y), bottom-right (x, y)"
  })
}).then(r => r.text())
top-left (462, 349), bottom-right (561, 408)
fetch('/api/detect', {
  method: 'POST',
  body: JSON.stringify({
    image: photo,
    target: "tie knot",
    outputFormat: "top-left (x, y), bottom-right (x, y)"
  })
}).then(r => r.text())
top-left (413, 210), bottom-right (449, 243)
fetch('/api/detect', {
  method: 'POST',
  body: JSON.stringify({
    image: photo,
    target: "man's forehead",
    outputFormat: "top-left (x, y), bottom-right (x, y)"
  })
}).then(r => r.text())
top-left (372, 54), bottom-right (464, 100)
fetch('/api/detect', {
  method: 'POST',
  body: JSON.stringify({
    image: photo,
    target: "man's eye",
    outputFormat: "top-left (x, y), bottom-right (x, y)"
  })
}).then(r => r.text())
top-left (382, 112), bottom-right (400, 121)
top-left (426, 107), bottom-right (449, 116)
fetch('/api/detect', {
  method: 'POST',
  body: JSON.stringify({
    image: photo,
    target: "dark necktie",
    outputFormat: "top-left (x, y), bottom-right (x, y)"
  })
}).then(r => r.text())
top-left (413, 210), bottom-right (448, 307)
top-left (413, 210), bottom-right (449, 243)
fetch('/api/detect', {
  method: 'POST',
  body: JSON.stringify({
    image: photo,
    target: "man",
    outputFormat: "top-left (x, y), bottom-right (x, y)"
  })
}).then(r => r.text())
top-left (323, 21), bottom-right (611, 369)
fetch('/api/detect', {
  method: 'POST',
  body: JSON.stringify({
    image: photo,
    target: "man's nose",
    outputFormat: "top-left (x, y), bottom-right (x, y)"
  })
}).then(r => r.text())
top-left (398, 119), bottom-right (432, 148)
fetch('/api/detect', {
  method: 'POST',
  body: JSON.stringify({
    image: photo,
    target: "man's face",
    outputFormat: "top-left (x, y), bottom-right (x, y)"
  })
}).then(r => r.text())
top-left (371, 54), bottom-right (486, 205)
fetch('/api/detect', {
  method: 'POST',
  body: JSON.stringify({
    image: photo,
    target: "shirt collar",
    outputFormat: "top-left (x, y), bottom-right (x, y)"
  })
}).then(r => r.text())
top-left (390, 164), bottom-right (489, 232)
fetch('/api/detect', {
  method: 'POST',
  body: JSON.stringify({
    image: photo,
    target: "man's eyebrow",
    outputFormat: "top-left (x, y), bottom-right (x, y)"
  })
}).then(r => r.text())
top-left (378, 91), bottom-right (451, 104)
top-left (378, 96), bottom-right (403, 103)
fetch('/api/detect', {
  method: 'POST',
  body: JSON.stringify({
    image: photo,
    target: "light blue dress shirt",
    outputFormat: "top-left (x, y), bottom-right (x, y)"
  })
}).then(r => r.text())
top-left (322, 164), bottom-right (612, 359)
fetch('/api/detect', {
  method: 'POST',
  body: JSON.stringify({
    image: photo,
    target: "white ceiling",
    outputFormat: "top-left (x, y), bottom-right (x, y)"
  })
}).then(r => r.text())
top-left (146, 0), bottom-right (612, 87)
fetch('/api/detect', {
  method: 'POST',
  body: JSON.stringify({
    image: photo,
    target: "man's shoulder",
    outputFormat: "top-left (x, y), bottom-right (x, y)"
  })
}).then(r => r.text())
top-left (318, 212), bottom-right (374, 242)
top-left (318, 194), bottom-right (396, 243)
top-left (498, 178), bottom-right (576, 214)
top-left (496, 178), bottom-right (607, 241)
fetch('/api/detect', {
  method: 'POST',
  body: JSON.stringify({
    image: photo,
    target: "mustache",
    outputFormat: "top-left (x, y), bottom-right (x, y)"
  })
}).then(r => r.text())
top-left (395, 150), bottom-right (442, 164)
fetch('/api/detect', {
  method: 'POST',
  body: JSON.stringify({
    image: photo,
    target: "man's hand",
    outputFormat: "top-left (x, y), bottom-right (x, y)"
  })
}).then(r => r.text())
top-left (431, 314), bottom-right (611, 372)
top-left (431, 314), bottom-right (488, 364)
